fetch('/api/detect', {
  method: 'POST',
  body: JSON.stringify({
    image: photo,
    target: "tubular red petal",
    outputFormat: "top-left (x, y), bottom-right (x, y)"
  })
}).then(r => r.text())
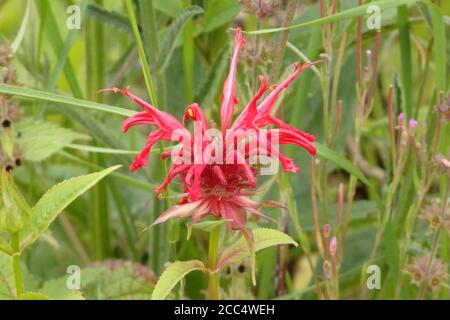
top-left (150, 200), bottom-right (203, 226)
top-left (234, 151), bottom-right (256, 187)
top-left (231, 76), bottom-right (268, 131)
top-left (212, 165), bottom-right (227, 185)
top-left (191, 201), bottom-right (211, 224)
top-left (220, 27), bottom-right (246, 132)
top-left (183, 103), bottom-right (208, 130)
top-left (114, 87), bottom-right (184, 131)
top-left (254, 63), bottom-right (317, 127)
top-left (153, 164), bottom-right (191, 194)
top-left (267, 115), bottom-right (316, 142)
top-left (130, 130), bottom-right (164, 172)
top-left (270, 129), bottom-right (316, 156)
top-left (122, 111), bottom-right (155, 132)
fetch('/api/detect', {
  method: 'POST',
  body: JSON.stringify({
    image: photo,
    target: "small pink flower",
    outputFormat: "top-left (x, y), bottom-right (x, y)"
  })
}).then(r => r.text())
top-left (409, 119), bottom-right (418, 129)
top-left (323, 224), bottom-right (331, 238)
top-left (114, 28), bottom-right (318, 237)
top-left (330, 236), bottom-right (337, 256)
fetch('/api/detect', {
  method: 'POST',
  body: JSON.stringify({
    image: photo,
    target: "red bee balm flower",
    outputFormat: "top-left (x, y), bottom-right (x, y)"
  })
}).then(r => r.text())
top-left (114, 28), bottom-right (317, 236)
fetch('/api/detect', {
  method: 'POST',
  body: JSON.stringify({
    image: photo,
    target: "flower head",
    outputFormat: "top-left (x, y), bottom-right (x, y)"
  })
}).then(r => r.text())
top-left (114, 28), bottom-right (317, 236)
top-left (407, 255), bottom-right (448, 291)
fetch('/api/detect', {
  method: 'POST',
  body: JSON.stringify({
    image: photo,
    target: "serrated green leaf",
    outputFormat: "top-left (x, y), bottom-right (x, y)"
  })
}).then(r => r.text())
top-left (40, 267), bottom-right (104, 300)
top-left (218, 228), bottom-right (298, 268)
top-left (16, 120), bottom-right (89, 162)
top-left (86, 3), bottom-right (132, 35)
top-left (83, 262), bottom-right (157, 300)
top-left (0, 251), bottom-right (15, 300)
top-left (19, 165), bottom-right (121, 251)
top-left (0, 169), bottom-right (31, 234)
top-left (152, 260), bottom-right (205, 300)
top-left (155, 5), bottom-right (204, 73)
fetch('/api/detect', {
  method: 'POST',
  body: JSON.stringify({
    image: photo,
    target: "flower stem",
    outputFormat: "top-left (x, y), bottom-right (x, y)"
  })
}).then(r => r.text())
top-left (12, 233), bottom-right (24, 297)
top-left (125, 0), bottom-right (158, 107)
top-left (207, 226), bottom-right (220, 300)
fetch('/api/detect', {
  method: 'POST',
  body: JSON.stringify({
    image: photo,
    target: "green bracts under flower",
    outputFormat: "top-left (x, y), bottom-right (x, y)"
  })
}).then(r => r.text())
top-left (0, 169), bottom-right (31, 234)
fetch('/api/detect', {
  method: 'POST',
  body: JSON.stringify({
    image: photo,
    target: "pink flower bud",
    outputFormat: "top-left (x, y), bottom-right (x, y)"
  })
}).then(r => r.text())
top-left (330, 236), bottom-right (337, 256)
top-left (409, 119), bottom-right (417, 129)
top-left (323, 224), bottom-right (331, 238)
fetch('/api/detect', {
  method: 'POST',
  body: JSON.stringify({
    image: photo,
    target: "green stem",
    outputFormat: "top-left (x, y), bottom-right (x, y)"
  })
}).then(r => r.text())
top-left (207, 226), bottom-right (220, 300)
top-left (269, 0), bottom-right (298, 82)
top-left (12, 233), bottom-right (24, 297)
top-left (182, 0), bottom-right (195, 103)
top-left (125, 0), bottom-right (158, 107)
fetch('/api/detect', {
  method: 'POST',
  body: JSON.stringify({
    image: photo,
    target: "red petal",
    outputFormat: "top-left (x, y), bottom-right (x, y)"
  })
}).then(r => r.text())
top-left (220, 27), bottom-right (246, 132)
top-left (150, 200), bottom-right (203, 226)
top-left (231, 76), bottom-right (268, 131)
top-left (130, 130), bottom-right (164, 172)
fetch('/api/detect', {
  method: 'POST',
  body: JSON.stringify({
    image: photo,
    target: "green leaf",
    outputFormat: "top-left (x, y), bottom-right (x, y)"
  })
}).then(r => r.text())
top-left (0, 237), bottom-right (13, 255)
top-left (35, 0), bottom-right (83, 99)
top-left (151, 260), bottom-right (205, 300)
top-left (0, 169), bottom-right (32, 234)
top-left (59, 151), bottom-right (156, 192)
top-left (86, 4), bottom-right (132, 35)
top-left (40, 267), bottom-right (104, 300)
top-left (155, 5), bottom-right (204, 73)
top-left (10, 0), bottom-right (31, 53)
top-left (218, 228), bottom-right (298, 268)
top-left (0, 251), bottom-right (15, 300)
top-left (66, 144), bottom-right (139, 155)
top-left (153, 0), bottom-right (183, 17)
top-left (397, 5), bottom-right (413, 118)
top-left (16, 120), bottom-right (88, 162)
top-left (382, 220), bottom-right (400, 281)
top-left (17, 292), bottom-right (50, 300)
top-left (190, 220), bottom-right (229, 232)
top-left (43, 0), bottom-right (89, 97)
top-left (247, 0), bottom-right (420, 35)
top-left (315, 142), bottom-right (370, 186)
top-left (19, 165), bottom-right (121, 251)
top-left (0, 130), bottom-right (15, 159)
top-left (186, 219), bottom-right (229, 239)
top-left (83, 262), bottom-right (157, 300)
top-left (203, 0), bottom-right (240, 33)
top-left (426, 3), bottom-right (447, 92)
top-left (0, 84), bottom-right (134, 117)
